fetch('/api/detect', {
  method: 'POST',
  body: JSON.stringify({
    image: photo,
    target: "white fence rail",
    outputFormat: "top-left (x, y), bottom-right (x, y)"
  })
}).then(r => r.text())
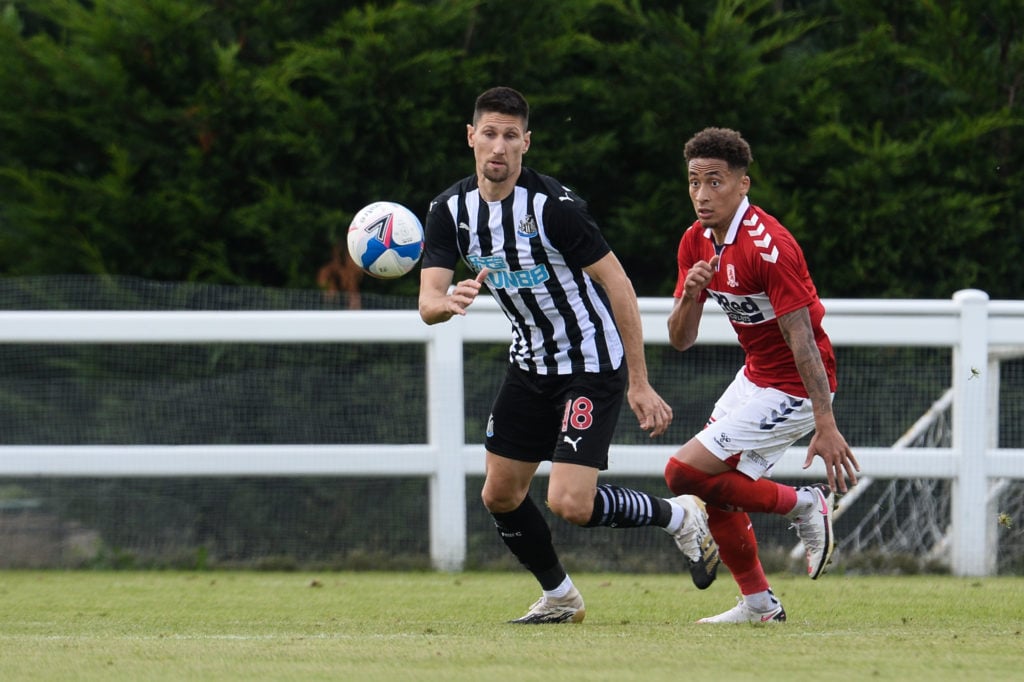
top-left (1, 289), bottom-right (1022, 575)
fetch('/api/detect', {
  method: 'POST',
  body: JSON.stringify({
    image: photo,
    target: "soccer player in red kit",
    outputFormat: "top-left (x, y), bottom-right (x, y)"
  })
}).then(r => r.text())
top-left (664, 127), bottom-right (860, 623)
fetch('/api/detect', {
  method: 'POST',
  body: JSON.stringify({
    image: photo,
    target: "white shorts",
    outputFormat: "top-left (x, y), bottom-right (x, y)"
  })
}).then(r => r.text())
top-left (695, 368), bottom-right (830, 480)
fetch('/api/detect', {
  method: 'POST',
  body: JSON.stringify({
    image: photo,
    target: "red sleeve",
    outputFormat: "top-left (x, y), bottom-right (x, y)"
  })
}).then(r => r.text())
top-left (673, 224), bottom-right (709, 301)
top-left (759, 230), bottom-right (816, 318)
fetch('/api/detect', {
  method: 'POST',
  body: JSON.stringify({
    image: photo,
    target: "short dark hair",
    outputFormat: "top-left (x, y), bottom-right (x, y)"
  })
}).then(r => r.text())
top-left (684, 127), bottom-right (753, 171)
top-left (473, 86), bottom-right (529, 127)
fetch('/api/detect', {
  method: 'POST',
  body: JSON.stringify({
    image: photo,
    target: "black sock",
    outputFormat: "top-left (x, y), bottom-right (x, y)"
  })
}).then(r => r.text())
top-left (585, 484), bottom-right (673, 528)
top-left (491, 494), bottom-right (566, 590)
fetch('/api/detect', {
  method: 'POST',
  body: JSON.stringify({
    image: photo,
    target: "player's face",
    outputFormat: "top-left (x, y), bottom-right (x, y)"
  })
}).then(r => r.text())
top-left (687, 158), bottom-right (750, 233)
top-left (468, 112), bottom-right (530, 198)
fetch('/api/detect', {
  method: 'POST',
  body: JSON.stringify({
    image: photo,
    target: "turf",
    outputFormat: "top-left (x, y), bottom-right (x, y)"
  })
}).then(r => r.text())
top-left (0, 571), bottom-right (1021, 681)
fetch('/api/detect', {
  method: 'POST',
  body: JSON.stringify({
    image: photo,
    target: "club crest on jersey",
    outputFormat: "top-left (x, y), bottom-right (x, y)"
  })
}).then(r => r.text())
top-left (517, 214), bottom-right (539, 238)
top-left (726, 264), bottom-right (738, 288)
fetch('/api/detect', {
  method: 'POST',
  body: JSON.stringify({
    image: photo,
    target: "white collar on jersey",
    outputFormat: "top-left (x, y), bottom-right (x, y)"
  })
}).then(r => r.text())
top-left (702, 196), bottom-right (750, 246)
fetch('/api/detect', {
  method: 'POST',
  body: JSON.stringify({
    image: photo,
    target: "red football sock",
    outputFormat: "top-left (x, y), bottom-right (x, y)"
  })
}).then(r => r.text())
top-left (664, 458), bottom-right (797, 515)
top-left (664, 457), bottom-right (711, 495)
top-left (708, 506), bottom-right (769, 596)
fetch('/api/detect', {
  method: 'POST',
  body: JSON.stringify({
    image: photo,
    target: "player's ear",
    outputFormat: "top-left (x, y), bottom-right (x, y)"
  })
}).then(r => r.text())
top-left (523, 130), bottom-right (531, 153)
top-left (467, 123), bottom-right (475, 147)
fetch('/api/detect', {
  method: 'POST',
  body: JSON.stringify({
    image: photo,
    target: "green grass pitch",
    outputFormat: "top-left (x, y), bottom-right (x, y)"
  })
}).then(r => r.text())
top-left (0, 571), bottom-right (1021, 681)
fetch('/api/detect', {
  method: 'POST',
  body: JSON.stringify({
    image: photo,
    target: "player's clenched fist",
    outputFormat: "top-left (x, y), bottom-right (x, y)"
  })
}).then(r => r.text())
top-left (447, 268), bottom-right (489, 316)
top-left (683, 255), bottom-right (719, 299)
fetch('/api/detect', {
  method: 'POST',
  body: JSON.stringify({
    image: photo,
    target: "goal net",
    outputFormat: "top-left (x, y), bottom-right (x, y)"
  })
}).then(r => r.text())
top-left (834, 352), bottom-right (1024, 574)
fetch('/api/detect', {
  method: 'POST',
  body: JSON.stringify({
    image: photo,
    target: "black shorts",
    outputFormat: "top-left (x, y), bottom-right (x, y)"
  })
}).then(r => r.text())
top-left (485, 364), bottom-right (626, 470)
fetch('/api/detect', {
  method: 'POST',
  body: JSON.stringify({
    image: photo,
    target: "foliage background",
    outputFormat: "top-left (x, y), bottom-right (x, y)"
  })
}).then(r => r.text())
top-left (0, 0), bottom-right (1021, 300)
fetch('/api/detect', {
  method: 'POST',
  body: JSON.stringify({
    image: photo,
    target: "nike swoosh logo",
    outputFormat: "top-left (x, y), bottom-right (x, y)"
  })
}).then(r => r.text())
top-left (760, 613), bottom-right (777, 622)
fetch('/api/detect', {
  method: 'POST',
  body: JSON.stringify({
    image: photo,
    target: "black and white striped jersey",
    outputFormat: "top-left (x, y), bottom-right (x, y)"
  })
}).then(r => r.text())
top-left (422, 167), bottom-right (624, 375)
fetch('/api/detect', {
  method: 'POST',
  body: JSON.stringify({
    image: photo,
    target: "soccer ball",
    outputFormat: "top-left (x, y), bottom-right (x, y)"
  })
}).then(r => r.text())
top-left (346, 201), bottom-right (425, 279)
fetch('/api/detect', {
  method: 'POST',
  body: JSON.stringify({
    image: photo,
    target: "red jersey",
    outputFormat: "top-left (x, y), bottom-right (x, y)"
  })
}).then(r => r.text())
top-left (673, 199), bottom-right (837, 397)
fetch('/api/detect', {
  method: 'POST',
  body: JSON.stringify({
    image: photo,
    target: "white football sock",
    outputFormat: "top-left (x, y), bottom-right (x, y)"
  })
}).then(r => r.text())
top-left (663, 498), bottom-right (686, 534)
top-left (544, 575), bottom-right (574, 599)
top-left (786, 487), bottom-right (817, 519)
top-left (743, 589), bottom-right (779, 612)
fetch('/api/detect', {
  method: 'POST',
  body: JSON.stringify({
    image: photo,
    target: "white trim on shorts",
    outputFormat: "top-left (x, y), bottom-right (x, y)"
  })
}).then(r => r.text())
top-left (694, 367), bottom-right (832, 480)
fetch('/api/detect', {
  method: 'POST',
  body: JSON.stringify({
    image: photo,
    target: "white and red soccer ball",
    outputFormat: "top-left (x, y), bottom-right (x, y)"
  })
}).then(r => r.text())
top-left (346, 201), bottom-right (424, 279)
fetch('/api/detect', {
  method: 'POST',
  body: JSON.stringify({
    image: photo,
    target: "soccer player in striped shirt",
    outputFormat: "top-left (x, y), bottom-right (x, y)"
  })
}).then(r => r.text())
top-left (419, 87), bottom-right (720, 623)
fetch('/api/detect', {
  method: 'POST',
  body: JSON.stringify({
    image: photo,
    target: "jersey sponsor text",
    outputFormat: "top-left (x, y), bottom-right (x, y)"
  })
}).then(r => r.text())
top-left (706, 290), bottom-right (775, 325)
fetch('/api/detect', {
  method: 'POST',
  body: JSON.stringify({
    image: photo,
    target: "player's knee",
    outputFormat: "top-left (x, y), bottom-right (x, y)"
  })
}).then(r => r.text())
top-left (665, 456), bottom-right (696, 495)
top-left (481, 483), bottom-right (531, 514)
top-left (546, 494), bottom-right (592, 526)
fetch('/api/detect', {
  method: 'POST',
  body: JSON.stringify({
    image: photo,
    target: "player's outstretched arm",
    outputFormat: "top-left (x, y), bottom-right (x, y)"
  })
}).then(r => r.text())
top-left (419, 267), bottom-right (488, 324)
top-left (585, 253), bottom-right (672, 437)
top-left (778, 306), bottom-right (860, 492)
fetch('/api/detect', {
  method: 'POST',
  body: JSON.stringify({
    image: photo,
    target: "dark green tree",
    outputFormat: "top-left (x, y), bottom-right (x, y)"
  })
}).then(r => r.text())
top-left (778, 0), bottom-right (1024, 298)
top-left (0, 0), bottom-right (1021, 299)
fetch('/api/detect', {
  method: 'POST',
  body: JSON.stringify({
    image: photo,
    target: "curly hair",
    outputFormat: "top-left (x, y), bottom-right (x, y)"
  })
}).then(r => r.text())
top-left (684, 127), bottom-right (753, 171)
